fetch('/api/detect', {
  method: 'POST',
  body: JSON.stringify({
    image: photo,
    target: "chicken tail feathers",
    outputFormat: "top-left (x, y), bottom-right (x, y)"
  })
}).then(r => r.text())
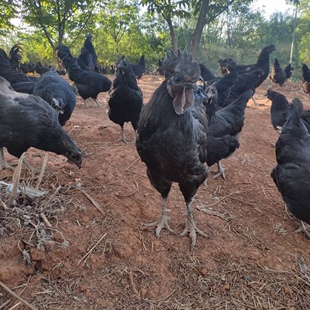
top-left (55, 45), bottom-right (74, 65)
top-left (281, 98), bottom-right (306, 137)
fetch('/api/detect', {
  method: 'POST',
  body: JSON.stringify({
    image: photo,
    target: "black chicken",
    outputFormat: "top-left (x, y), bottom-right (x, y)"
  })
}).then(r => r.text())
top-left (33, 67), bottom-right (76, 126)
top-left (204, 85), bottom-right (253, 179)
top-left (35, 62), bottom-right (51, 75)
top-left (0, 77), bottom-right (82, 171)
top-left (284, 63), bottom-right (293, 80)
top-left (56, 44), bottom-right (112, 107)
top-left (77, 33), bottom-right (98, 72)
top-left (136, 51), bottom-right (209, 249)
top-left (302, 64), bottom-right (310, 95)
top-left (220, 45), bottom-right (276, 105)
top-left (266, 89), bottom-right (310, 133)
top-left (266, 88), bottom-right (290, 132)
top-left (0, 48), bottom-right (38, 94)
top-left (199, 63), bottom-right (217, 83)
top-left (271, 98), bottom-right (310, 236)
top-left (107, 57), bottom-right (143, 143)
top-left (130, 55), bottom-right (146, 80)
top-left (270, 58), bottom-right (287, 87)
top-left (222, 69), bottom-right (264, 107)
top-left (8, 43), bottom-right (23, 71)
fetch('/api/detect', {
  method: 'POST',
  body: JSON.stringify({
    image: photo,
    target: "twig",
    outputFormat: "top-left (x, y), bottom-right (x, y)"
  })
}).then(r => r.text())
top-left (76, 188), bottom-right (105, 216)
top-left (77, 232), bottom-right (107, 266)
top-left (124, 157), bottom-right (140, 171)
top-left (0, 280), bottom-right (37, 310)
top-left (196, 207), bottom-right (233, 221)
top-left (0, 299), bottom-right (11, 309)
top-left (35, 154), bottom-right (49, 189)
top-left (0, 199), bottom-right (8, 210)
top-left (128, 271), bottom-right (140, 299)
top-left (41, 185), bottom-right (62, 212)
top-left (40, 212), bottom-right (52, 228)
top-left (8, 301), bottom-right (21, 310)
top-left (7, 153), bottom-right (24, 206)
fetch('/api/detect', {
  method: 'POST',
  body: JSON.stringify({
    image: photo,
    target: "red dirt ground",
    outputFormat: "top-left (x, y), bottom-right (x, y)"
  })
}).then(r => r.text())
top-left (1, 75), bottom-right (310, 309)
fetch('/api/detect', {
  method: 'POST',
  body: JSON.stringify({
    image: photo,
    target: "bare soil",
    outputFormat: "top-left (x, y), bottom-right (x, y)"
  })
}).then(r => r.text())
top-left (1, 75), bottom-right (310, 309)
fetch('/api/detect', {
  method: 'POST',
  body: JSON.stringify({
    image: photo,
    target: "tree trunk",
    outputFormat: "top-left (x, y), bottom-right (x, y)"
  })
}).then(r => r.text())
top-left (289, 4), bottom-right (298, 64)
top-left (189, 0), bottom-right (210, 59)
top-left (165, 15), bottom-right (178, 53)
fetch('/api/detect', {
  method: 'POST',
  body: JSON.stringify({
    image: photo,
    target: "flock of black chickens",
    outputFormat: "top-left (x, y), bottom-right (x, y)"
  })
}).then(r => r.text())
top-left (1, 35), bottom-right (310, 249)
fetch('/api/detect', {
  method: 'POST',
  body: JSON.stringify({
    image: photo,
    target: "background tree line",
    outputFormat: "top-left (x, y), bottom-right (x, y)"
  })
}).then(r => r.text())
top-left (0, 0), bottom-right (309, 79)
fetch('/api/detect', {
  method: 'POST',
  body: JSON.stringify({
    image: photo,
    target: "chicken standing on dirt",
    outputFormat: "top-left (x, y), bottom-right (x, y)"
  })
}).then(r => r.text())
top-left (56, 44), bottom-right (111, 107)
top-left (271, 98), bottom-right (310, 237)
top-left (220, 45), bottom-right (276, 105)
top-left (130, 55), bottom-right (146, 80)
top-left (136, 51), bottom-right (209, 249)
top-left (33, 67), bottom-right (76, 126)
top-left (0, 77), bottom-right (83, 171)
top-left (108, 57), bottom-right (143, 143)
top-left (266, 88), bottom-right (290, 132)
top-left (204, 86), bottom-right (253, 180)
top-left (270, 58), bottom-right (287, 87)
top-left (302, 63), bottom-right (310, 95)
top-left (77, 33), bottom-right (98, 72)
top-left (0, 48), bottom-right (38, 94)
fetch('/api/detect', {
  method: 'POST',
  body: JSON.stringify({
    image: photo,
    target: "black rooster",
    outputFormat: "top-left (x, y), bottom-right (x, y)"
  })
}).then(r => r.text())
top-left (302, 64), bottom-right (310, 95)
top-left (204, 85), bottom-right (253, 179)
top-left (0, 77), bottom-right (83, 171)
top-left (0, 48), bottom-right (38, 94)
top-left (220, 45), bottom-right (276, 105)
top-left (56, 44), bottom-right (112, 107)
top-left (136, 51), bottom-right (209, 249)
top-left (130, 55), bottom-right (146, 80)
top-left (8, 43), bottom-right (23, 71)
top-left (33, 67), bottom-right (76, 126)
top-left (77, 33), bottom-right (98, 72)
top-left (108, 57), bottom-right (143, 143)
top-left (271, 98), bottom-right (310, 236)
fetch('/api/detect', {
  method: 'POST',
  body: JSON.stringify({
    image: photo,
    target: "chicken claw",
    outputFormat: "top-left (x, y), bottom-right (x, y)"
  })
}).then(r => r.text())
top-left (212, 161), bottom-right (226, 180)
top-left (180, 201), bottom-right (208, 249)
top-left (143, 198), bottom-right (176, 238)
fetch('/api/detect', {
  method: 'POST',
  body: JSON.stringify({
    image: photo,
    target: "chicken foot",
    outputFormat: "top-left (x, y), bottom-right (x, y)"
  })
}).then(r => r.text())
top-left (212, 161), bottom-right (226, 180)
top-left (116, 127), bottom-right (135, 144)
top-left (93, 98), bottom-right (102, 107)
top-left (0, 147), bottom-right (13, 171)
top-left (180, 201), bottom-right (208, 250)
top-left (143, 198), bottom-right (176, 238)
top-left (295, 220), bottom-right (310, 239)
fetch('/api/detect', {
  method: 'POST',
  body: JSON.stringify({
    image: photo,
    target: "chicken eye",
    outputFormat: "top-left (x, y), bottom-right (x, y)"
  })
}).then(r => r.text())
top-left (174, 75), bottom-right (181, 83)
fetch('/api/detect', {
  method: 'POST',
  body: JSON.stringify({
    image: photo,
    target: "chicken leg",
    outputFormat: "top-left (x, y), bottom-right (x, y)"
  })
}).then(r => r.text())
top-left (212, 161), bottom-right (226, 180)
top-left (180, 200), bottom-right (208, 249)
top-left (143, 197), bottom-right (176, 238)
top-left (93, 98), bottom-right (102, 107)
top-left (0, 147), bottom-right (14, 171)
top-left (295, 220), bottom-right (310, 239)
top-left (116, 127), bottom-right (135, 144)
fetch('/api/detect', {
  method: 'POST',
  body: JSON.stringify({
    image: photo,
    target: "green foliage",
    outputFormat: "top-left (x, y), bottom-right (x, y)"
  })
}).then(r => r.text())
top-left (296, 0), bottom-right (310, 64)
top-left (141, 0), bottom-right (190, 19)
top-left (0, 0), bottom-right (19, 35)
top-left (0, 0), bottom-right (308, 79)
top-left (20, 0), bottom-right (100, 48)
